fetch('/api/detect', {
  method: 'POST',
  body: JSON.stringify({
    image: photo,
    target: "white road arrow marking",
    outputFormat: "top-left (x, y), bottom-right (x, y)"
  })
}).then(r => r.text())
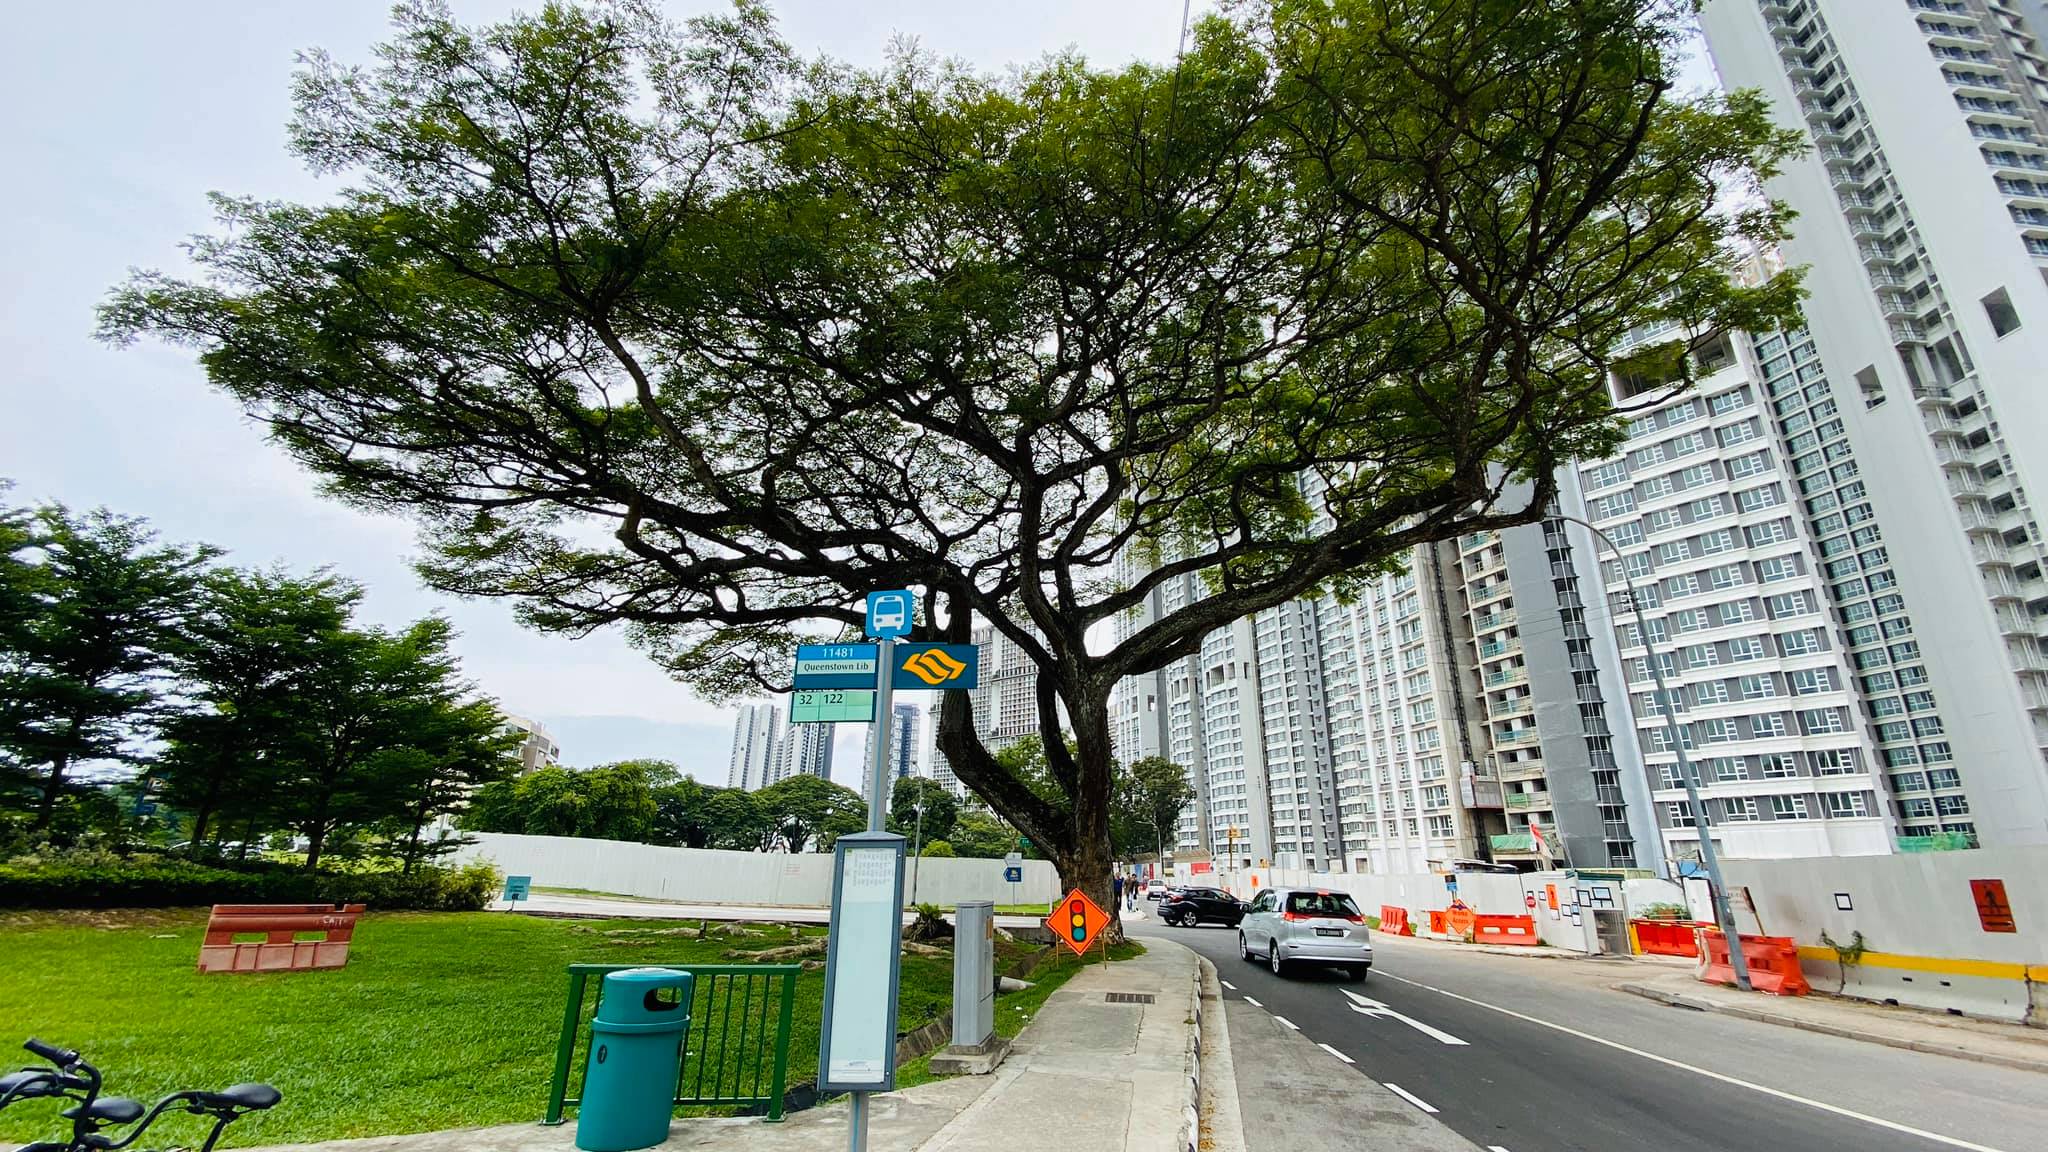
top-left (1342, 988), bottom-right (1470, 1046)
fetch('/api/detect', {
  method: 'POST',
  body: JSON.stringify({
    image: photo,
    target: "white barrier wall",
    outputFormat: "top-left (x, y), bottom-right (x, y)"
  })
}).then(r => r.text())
top-left (1718, 847), bottom-right (2048, 1024)
top-left (455, 832), bottom-right (1063, 908)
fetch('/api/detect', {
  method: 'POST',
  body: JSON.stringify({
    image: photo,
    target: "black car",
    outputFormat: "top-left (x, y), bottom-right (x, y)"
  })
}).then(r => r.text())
top-left (1159, 886), bottom-right (1247, 928)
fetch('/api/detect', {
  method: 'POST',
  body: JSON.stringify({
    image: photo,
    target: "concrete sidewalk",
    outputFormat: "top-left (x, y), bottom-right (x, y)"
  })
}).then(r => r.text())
top-left (1617, 968), bottom-right (2048, 1074)
top-left (244, 937), bottom-right (1204, 1152)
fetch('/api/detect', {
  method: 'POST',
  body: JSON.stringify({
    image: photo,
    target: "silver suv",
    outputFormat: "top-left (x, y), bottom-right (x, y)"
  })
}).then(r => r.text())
top-left (1238, 888), bottom-right (1372, 980)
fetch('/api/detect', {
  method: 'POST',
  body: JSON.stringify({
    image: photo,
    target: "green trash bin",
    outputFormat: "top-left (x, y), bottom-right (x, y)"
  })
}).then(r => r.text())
top-left (575, 967), bottom-right (695, 1152)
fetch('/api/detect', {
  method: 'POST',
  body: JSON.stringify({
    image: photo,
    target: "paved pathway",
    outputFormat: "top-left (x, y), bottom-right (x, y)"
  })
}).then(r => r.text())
top-left (493, 891), bottom-right (1050, 931)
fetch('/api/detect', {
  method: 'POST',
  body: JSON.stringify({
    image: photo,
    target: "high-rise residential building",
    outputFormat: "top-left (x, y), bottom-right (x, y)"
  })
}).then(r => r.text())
top-left (785, 718), bottom-right (834, 782)
top-left (499, 714), bottom-right (561, 775)
top-left (967, 622), bottom-right (1048, 751)
top-left (1700, 0), bottom-right (2048, 846)
top-left (1453, 507), bottom-right (1660, 871)
top-left (1311, 542), bottom-right (1502, 874)
top-left (726, 702), bottom-right (783, 791)
top-left (1570, 328), bottom-right (1896, 861)
top-left (861, 702), bottom-right (920, 800)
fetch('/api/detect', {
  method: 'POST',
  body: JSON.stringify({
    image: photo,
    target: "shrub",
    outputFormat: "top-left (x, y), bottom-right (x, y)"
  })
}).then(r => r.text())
top-left (919, 840), bottom-right (955, 858)
top-left (0, 857), bottom-right (501, 912)
top-left (1636, 902), bottom-right (1689, 921)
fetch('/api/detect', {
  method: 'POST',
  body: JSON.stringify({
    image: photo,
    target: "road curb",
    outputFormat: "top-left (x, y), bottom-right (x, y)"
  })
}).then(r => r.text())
top-left (1181, 954), bottom-right (1204, 1152)
top-left (1615, 982), bottom-right (2048, 1075)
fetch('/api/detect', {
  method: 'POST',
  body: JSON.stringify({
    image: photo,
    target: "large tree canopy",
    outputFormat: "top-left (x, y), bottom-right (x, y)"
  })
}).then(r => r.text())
top-left (101, 0), bottom-right (1804, 909)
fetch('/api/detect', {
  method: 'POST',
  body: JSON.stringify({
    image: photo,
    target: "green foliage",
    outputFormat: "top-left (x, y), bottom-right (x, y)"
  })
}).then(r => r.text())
top-left (1637, 902), bottom-right (1689, 921)
top-left (948, 810), bottom-right (1024, 859)
top-left (462, 762), bottom-right (661, 843)
top-left (1113, 756), bottom-right (1196, 858)
top-left (99, 0), bottom-right (1808, 900)
top-left (754, 774), bottom-right (865, 853)
top-left (0, 855), bottom-right (500, 911)
top-left (919, 839), bottom-right (954, 858)
top-left (889, 776), bottom-right (958, 844)
top-left (0, 505), bottom-right (215, 829)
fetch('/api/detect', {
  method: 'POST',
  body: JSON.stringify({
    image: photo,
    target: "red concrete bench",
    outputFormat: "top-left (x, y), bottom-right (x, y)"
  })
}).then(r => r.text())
top-left (198, 904), bottom-right (365, 973)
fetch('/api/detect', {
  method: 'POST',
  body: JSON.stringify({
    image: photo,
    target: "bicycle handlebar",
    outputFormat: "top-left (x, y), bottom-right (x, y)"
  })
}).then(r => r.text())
top-left (23, 1039), bottom-right (77, 1067)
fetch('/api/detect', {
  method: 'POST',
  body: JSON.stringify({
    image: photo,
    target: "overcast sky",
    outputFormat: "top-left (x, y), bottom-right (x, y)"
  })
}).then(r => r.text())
top-left (0, 2), bottom-right (1715, 786)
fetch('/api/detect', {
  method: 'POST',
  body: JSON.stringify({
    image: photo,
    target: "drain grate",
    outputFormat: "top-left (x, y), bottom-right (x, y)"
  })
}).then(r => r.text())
top-left (1104, 992), bottom-right (1155, 1005)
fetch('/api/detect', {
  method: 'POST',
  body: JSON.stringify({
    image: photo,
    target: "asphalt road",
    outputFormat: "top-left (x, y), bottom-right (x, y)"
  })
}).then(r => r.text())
top-left (1137, 920), bottom-right (2047, 1152)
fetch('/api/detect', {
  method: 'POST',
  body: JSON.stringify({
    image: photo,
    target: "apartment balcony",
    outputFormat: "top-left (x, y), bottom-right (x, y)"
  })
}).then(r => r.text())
top-left (1948, 471), bottom-right (1984, 499)
top-left (1984, 566), bottom-right (2024, 601)
top-left (1478, 639), bottom-right (1517, 660)
top-left (1465, 550), bottom-right (1507, 579)
top-left (1472, 609), bottom-right (1517, 633)
top-left (1469, 582), bottom-right (1514, 609)
top-left (1484, 666), bottom-right (1529, 689)
top-left (1494, 727), bottom-right (1541, 750)
top-left (1489, 696), bottom-right (1533, 719)
top-left (1497, 760), bottom-right (1547, 781)
top-left (1460, 530), bottom-right (1498, 554)
top-left (1490, 833), bottom-right (1539, 856)
top-left (1504, 791), bottom-right (1549, 812)
top-left (2010, 642), bottom-right (2048, 674)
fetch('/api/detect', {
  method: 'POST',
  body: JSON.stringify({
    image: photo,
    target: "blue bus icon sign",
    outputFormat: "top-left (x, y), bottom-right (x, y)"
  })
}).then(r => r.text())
top-left (866, 590), bottom-right (913, 639)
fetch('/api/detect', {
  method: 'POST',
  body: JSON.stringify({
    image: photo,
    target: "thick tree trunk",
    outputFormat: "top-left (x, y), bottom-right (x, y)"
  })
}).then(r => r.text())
top-left (1059, 693), bottom-right (1121, 944)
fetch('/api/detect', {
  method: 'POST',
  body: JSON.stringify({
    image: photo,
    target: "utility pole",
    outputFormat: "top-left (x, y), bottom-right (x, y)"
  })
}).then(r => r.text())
top-left (910, 794), bottom-right (926, 905)
top-left (1556, 514), bottom-right (1753, 991)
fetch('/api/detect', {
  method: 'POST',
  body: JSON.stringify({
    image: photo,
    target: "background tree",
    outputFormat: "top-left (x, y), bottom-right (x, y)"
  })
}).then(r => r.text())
top-left (701, 787), bottom-right (772, 851)
top-left (755, 774), bottom-right (865, 853)
top-left (374, 696), bottom-right (521, 871)
top-left (0, 505), bottom-right (214, 831)
top-left (102, 0), bottom-right (1804, 913)
top-left (463, 761), bottom-right (661, 843)
top-left (1116, 757), bottom-right (1197, 862)
top-left (651, 772), bottom-right (715, 847)
top-left (948, 810), bottom-right (1025, 859)
top-left (888, 777), bottom-right (958, 845)
top-left (154, 568), bottom-right (357, 858)
top-left (281, 615), bottom-right (484, 869)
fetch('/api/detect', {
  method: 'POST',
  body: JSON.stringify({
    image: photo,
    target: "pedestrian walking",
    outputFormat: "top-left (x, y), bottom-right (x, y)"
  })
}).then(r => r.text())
top-left (1112, 873), bottom-right (1124, 913)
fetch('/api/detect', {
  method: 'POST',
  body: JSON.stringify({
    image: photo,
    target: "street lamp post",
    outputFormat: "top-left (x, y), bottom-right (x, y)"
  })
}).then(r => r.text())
top-left (1555, 513), bottom-right (1754, 991)
top-left (910, 796), bottom-right (926, 905)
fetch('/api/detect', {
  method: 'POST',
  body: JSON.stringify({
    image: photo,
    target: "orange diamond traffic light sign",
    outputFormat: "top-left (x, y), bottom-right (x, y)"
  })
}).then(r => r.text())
top-left (1051, 888), bottom-right (1111, 956)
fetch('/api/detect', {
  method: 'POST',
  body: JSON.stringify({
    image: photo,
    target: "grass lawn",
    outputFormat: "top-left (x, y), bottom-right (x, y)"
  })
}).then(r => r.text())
top-left (0, 910), bottom-right (950, 1148)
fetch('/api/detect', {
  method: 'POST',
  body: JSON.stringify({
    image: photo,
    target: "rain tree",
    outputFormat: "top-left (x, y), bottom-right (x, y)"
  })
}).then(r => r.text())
top-left (103, 0), bottom-right (1804, 910)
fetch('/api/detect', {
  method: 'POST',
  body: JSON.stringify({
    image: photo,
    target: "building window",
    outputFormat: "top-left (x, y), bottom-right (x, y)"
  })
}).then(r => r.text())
top-left (1811, 748), bottom-right (1857, 775)
top-left (1724, 797), bottom-right (1760, 822)
top-left (1935, 795), bottom-right (1970, 817)
top-left (1694, 680), bottom-right (1730, 705)
top-left (1800, 708), bottom-right (1846, 735)
top-left (1718, 420), bottom-right (1761, 448)
top-left (1789, 668), bottom-right (1834, 695)
top-left (1770, 795), bottom-right (1810, 819)
top-left (1759, 754), bottom-right (1796, 778)
top-left (1752, 713), bottom-right (1787, 737)
top-left (1779, 630), bottom-right (1821, 656)
top-left (1587, 460), bottom-right (1630, 490)
top-left (1699, 529), bottom-right (1738, 555)
top-left (1746, 521), bottom-right (1793, 547)
top-left (1982, 287), bottom-right (2022, 337)
top-left (1740, 674), bottom-right (1778, 700)
top-left (1727, 452), bottom-right (1771, 480)
top-left (1823, 792), bottom-right (1872, 819)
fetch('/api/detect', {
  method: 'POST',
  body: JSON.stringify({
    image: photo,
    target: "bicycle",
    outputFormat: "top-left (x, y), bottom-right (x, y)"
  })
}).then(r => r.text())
top-left (1, 1039), bottom-right (279, 1152)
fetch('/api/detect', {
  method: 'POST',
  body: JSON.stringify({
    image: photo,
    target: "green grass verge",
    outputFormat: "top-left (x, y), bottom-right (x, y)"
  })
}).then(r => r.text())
top-left (0, 910), bottom-right (947, 1147)
top-left (994, 903), bottom-right (1051, 916)
top-left (893, 939), bottom-right (1146, 1090)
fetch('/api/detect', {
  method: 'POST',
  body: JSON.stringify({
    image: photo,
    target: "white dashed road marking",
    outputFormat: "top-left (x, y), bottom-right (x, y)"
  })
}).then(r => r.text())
top-left (1318, 1042), bottom-right (1355, 1064)
top-left (1372, 970), bottom-right (2014, 1152)
top-left (1273, 1015), bottom-right (1299, 1030)
top-left (1241, 996), bottom-right (1261, 1007)
top-left (1383, 1083), bottom-right (1438, 1114)
top-left (1220, 980), bottom-right (1236, 990)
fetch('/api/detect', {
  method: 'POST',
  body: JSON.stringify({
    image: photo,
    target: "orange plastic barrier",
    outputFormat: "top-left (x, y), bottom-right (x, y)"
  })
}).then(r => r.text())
top-left (1378, 906), bottom-right (1411, 936)
top-left (1631, 918), bottom-right (1706, 958)
top-left (1697, 930), bottom-right (1810, 996)
top-left (199, 903), bottom-right (365, 973)
top-left (1471, 914), bottom-right (1541, 946)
